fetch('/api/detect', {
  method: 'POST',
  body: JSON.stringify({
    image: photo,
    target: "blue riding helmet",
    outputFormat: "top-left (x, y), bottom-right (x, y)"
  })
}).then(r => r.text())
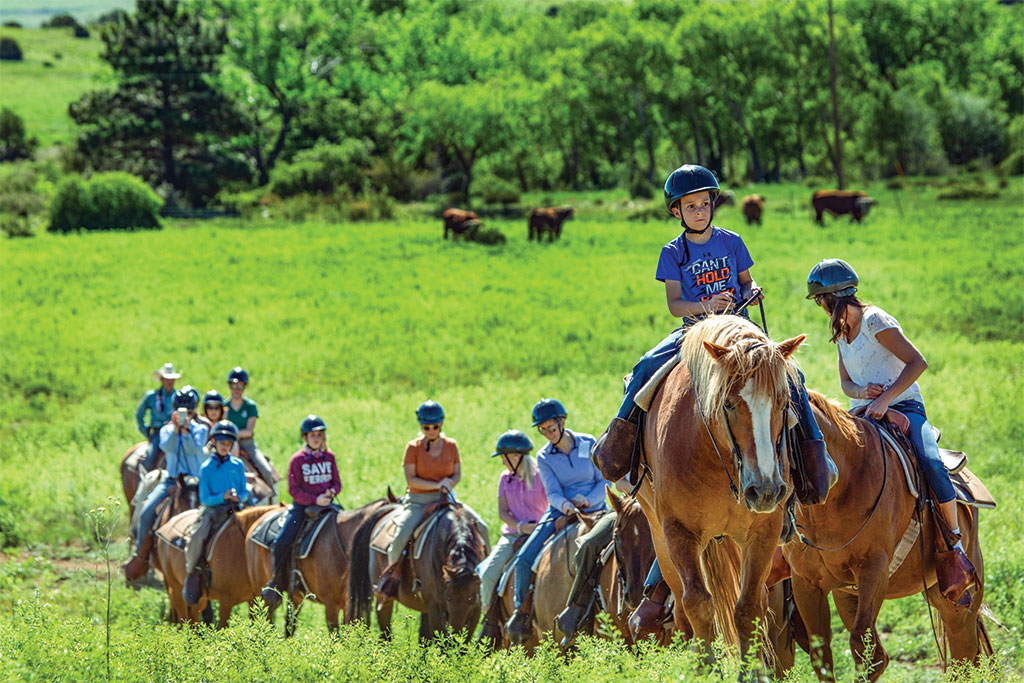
top-left (491, 430), bottom-right (534, 457)
top-left (664, 164), bottom-right (720, 212)
top-left (301, 414), bottom-right (327, 438)
top-left (210, 420), bottom-right (239, 442)
top-left (227, 366), bottom-right (249, 385)
top-left (202, 389), bottom-right (224, 407)
top-left (531, 398), bottom-right (567, 426)
top-left (416, 400), bottom-right (445, 424)
top-left (173, 385), bottom-right (200, 410)
top-left (806, 259), bottom-right (859, 299)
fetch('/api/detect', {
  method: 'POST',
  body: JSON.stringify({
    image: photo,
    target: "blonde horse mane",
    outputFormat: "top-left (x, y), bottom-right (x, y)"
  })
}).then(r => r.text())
top-left (680, 316), bottom-right (799, 417)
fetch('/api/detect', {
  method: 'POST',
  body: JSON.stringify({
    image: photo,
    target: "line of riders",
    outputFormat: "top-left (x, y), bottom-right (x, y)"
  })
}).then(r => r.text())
top-left (122, 164), bottom-right (978, 645)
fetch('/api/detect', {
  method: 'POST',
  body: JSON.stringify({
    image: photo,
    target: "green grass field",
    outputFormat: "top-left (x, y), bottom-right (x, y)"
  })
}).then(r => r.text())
top-left (0, 27), bottom-right (112, 147)
top-left (1, 180), bottom-right (1022, 680)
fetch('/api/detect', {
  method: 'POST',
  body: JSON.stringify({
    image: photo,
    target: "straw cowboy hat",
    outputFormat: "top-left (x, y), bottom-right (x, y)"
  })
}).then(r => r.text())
top-left (153, 362), bottom-right (182, 380)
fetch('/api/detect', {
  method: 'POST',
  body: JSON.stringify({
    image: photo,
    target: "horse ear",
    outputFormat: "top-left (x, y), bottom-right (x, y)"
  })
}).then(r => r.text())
top-left (703, 341), bottom-right (731, 360)
top-left (607, 484), bottom-right (622, 513)
top-left (777, 334), bottom-right (806, 359)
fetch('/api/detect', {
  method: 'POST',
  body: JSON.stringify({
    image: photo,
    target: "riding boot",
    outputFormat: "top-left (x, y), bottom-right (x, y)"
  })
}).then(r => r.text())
top-left (123, 533), bottom-right (154, 582)
top-left (556, 567), bottom-right (601, 642)
top-left (628, 579), bottom-right (671, 642)
top-left (375, 560), bottom-right (402, 600)
top-left (183, 566), bottom-right (204, 606)
top-left (935, 546), bottom-right (977, 606)
top-left (593, 411), bottom-right (639, 483)
top-left (796, 439), bottom-right (838, 505)
top-left (260, 551), bottom-right (290, 609)
top-left (505, 591), bottom-right (534, 644)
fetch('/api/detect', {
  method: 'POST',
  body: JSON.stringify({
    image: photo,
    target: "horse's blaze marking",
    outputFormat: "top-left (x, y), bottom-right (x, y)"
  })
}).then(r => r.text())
top-left (738, 381), bottom-right (775, 479)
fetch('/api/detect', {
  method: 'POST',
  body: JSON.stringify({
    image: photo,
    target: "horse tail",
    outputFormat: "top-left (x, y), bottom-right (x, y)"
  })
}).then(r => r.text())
top-left (347, 504), bottom-right (396, 625)
top-left (699, 537), bottom-right (742, 649)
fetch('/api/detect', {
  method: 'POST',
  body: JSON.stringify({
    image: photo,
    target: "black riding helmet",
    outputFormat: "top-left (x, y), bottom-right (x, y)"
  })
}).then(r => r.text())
top-left (300, 414), bottom-right (327, 440)
top-left (202, 389), bottom-right (224, 407)
top-left (210, 420), bottom-right (238, 442)
top-left (416, 400), bottom-right (445, 424)
top-left (806, 259), bottom-right (859, 299)
top-left (173, 385), bottom-right (200, 410)
top-left (490, 430), bottom-right (534, 457)
top-left (664, 164), bottom-right (720, 233)
top-left (531, 398), bottom-right (567, 427)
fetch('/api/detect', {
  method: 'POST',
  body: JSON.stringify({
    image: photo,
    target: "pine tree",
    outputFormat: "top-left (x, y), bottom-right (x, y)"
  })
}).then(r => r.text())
top-left (69, 0), bottom-right (248, 206)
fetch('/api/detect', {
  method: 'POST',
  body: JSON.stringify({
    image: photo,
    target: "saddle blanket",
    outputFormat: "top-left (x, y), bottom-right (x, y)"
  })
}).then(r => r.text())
top-left (248, 507), bottom-right (335, 559)
top-left (154, 509), bottom-right (235, 560)
top-left (370, 507), bottom-right (446, 561)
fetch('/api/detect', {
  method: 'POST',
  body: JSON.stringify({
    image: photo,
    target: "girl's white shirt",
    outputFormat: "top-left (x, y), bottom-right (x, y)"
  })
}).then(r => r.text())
top-left (838, 305), bottom-right (924, 410)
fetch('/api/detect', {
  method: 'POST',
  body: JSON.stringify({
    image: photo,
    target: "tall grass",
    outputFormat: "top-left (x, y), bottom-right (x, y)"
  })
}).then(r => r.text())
top-left (0, 179), bottom-right (1022, 679)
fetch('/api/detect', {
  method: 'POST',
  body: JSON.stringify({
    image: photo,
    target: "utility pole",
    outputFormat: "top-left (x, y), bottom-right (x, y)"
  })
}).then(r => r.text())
top-left (828, 0), bottom-right (845, 189)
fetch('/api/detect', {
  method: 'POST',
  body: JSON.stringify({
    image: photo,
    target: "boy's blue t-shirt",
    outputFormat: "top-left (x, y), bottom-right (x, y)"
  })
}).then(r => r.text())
top-left (655, 227), bottom-right (753, 305)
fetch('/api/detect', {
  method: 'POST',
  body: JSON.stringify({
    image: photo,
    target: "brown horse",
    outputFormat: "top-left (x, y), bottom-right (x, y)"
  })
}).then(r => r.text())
top-left (246, 498), bottom-right (391, 635)
top-left (596, 489), bottom-right (658, 644)
top-left (782, 392), bottom-right (991, 681)
top-left (608, 315), bottom-right (806, 666)
top-left (120, 442), bottom-right (150, 520)
top-left (351, 499), bottom-right (489, 642)
top-left (153, 504), bottom-right (278, 626)
top-left (124, 473), bottom-right (202, 582)
top-left (489, 511), bottom-right (599, 652)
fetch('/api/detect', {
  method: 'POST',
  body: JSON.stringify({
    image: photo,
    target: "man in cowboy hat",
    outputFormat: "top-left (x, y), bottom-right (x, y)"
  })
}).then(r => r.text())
top-left (135, 362), bottom-right (181, 473)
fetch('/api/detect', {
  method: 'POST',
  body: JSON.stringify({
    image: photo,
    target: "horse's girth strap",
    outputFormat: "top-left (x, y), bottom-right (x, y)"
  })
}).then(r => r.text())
top-left (887, 517), bottom-right (921, 578)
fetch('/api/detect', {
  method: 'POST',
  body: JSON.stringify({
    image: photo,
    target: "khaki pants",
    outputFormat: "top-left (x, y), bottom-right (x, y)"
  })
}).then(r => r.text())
top-left (184, 505), bottom-right (232, 574)
top-left (387, 492), bottom-right (490, 565)
top-left (565, 510), bottom-right (616, 608)
top-left (476, 533), bottom-right (521, 610)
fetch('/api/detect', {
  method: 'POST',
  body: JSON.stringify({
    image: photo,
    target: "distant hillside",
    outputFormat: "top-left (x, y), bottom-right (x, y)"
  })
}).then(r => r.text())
top-left (0, 1), bottom-right (133, 28)
top-left (0, 27), bottom-right (111, 146)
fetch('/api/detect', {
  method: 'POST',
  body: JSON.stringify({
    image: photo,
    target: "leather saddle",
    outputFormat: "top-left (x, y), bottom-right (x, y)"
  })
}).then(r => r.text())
top-left (370, 499), bottom-right (452, 558)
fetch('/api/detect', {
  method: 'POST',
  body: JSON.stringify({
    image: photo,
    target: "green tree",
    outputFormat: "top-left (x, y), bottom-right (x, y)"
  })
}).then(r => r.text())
top-left (0, 108), bottom-right (36, 161)
top-left (69, 0), bottom-right (247, 206)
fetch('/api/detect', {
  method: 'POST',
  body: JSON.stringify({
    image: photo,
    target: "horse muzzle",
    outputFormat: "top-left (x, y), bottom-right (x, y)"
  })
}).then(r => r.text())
top-left (741, 473), bottom-right (786, 513)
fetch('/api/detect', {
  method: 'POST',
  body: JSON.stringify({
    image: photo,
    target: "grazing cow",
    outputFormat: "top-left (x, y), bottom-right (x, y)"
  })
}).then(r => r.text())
top-left (528, 206), bottom-right (574, 242)
top-left (714, 190), bottom-right (735, 209)
top-left (811, 190), bottom-right (877, 226)
top-left (442, 208), bottom-right (481, 240)
top-left (740, 194), bottom-right (765, 225)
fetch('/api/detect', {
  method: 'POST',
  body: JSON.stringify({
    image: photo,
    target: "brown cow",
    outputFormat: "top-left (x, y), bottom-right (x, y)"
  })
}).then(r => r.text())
top-left (528, 206), bottom-right (574, 242)
top-left (740, 194), bottom-right (765, 225)
top-left (714, 190), bottom-right (736, 209)
top-left (811, 190), bottom-right (877, 226)
top-left (442, 208), bottom-right (481, 240)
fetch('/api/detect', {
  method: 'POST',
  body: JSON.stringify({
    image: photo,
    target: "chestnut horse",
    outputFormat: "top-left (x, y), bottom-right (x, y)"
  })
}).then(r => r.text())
top-left (153, 504), bottom-right (278, 626)
top-left (246, 498), bottom-right (392, 636)
top-left (782, 392), bottom-right (991, 681)
top-left (350, 498), bottom-right (489, 642)
top-left (610, 315), bottom-right (806, 665)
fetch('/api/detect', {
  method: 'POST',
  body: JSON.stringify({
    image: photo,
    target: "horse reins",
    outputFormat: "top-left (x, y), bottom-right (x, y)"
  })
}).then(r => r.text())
top-left (790, 419), bottom-right (889, 552)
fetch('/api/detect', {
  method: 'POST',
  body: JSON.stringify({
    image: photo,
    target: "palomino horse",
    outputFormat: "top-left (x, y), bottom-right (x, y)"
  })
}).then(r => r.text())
top-left (350, 497), bottom-right (488, 642)
top-left (153, 504), bottom-right (278, 626)
top-left (602, 315), bottom-right (806, 665)
top-left (246, 498), bottom-right (392, 636)
top-left (782, 392), bottom-right (991, 681)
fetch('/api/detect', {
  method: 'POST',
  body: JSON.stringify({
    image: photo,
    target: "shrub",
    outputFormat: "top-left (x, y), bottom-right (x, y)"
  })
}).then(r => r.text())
top-left (627, 171), bottom-right (654, 199)
top-left (941, 92), bottom-right (1008, 166)
top-left (2, 21), bottom-right (22, 28)
top-left (467, 226), bottom-right (506, 245)
top-left (269, 140), bottom-right (372, 198)
top-left (1, 214), bottom-right (34, 238)
top-left (475, 175), bottom-right (520, 206)
top-left (48, 173), bottom-right (161, 233)
top-left (73, 25), bottom-right (89, 39)
top-left (94, 9), bottom-right (128, 25)
top-left (0, 108), bottom-right (36, 161)
top-left (0, 36), bottom-right (23, 61)
top-left (998, 116), bottom-right (1024, 176)
top-left (936, 183), bottom-right (1000, 200)
top-left (884, 177), bottom-right (905, 191)
top-left (41, 13), bottom-right (80, 29)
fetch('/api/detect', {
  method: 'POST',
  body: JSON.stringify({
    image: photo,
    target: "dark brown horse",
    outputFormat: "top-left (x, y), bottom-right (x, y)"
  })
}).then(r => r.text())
top-left (124, 473), bottom-right (202, 582)
top-left (246, 498), bottom-right (392, 636)
top-left (153, 504), bottom-right (278, 626)
top-left (606, 315), bottom-right (806, 667)
top-left (782, 392), bottom-right (991, 681)
top-left (350, 499), bottom-right (488, 642)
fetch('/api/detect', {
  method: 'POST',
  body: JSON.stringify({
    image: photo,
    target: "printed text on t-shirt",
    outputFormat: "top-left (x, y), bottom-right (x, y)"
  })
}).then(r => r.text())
top-left (685, 256), bottom-right (735, 301)
top-left (301, 461), bottom-right (335, 485)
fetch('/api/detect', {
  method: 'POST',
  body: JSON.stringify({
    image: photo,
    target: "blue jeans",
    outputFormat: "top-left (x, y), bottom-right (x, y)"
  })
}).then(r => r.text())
top-left (618, 325), bottom-right (824, 443)
top-left (891, 399), bottom-right (955, 504)
top-left (136, 478), bottom-right (174, 553)
top-left (272, 504), bottom-right (307, 567)
top-left (140, 429), bottom-right (163, 471)
top-left (512, 508), bottom-right (562, 607)
top-left (645, 559), bottom-right (663, 588)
